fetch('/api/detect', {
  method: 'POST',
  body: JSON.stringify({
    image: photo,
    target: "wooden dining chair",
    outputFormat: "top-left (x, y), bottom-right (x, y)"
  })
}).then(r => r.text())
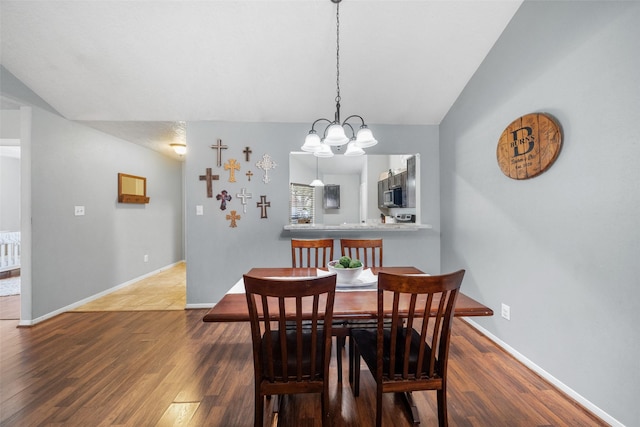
top-left (340, 238), bottom-right (383, 268)
top-left (244, 273), bottom-right (337, 427)
top-left (349, 270), bottom-right (465, 427)
top-left (291, 238), bottom-right (334, 268)
top-left (290, 238), bottom-right (350, 382)
top-left (340, 238), bottom-right (384, 381)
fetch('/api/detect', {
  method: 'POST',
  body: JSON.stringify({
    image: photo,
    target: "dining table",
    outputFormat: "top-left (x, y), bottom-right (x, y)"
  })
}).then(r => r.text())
top-left (203, 266), bottom-right (493, 322)
top-left (202, 266), bottom-right (494, 424)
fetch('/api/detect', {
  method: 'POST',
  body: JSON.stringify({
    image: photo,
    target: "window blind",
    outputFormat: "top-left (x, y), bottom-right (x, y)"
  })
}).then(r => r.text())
top-left (289, 183), bottom-right (315, 224)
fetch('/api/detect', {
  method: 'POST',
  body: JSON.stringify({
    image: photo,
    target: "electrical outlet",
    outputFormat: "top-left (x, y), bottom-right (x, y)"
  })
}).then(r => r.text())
top-left (196, 205), bottom-right (204, 216)
top-left (144, 254), bottom-right (149, 262)
top-left (74, 206), bottom-right (85, 216)
top-left (501, 303), bottom-right (511, 320)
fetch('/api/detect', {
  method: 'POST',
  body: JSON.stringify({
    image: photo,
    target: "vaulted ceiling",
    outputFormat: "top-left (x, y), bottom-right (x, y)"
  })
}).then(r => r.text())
top-left (0, 0), bottom-right (522, 159)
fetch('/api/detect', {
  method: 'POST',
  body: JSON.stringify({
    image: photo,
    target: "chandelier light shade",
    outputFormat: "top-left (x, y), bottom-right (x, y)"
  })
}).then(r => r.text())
top-left (355, 126), bottom-right (378, 148)
top-left (301, 131), bottom-right (322, 152)
top-left (314, 142), bottom-right (334, 158)
top-left (170, 143), bottom-right (187, 155)
top-left (301, 0), bottom-right (378, 158)
top-left (324, 124), bottom-right (350, 146)
top-left (344, 139), bottom-right (365, 156)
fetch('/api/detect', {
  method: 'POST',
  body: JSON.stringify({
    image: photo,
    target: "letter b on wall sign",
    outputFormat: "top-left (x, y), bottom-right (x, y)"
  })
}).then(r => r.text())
top-left (497, 113), bottom-right (562, 180)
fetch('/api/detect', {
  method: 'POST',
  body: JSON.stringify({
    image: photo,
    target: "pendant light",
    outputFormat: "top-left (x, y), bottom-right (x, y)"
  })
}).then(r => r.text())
top-left (300, 0), bottom-right (378, 158)
top-left (309, 156), bottom-right (325, 187)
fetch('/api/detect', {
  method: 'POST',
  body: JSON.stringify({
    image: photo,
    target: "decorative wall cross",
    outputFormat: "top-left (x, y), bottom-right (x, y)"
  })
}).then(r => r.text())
top-left (199, 168), bottom-right (219, 198)
top-left (257, 195), bottom-right (271, 219)
top-left (224, 158), bottom-right (241, 182)
top-left (226, 210), bottom-right (241, 228)
top-left (210, 139), bottom-right (228, 167)
top-left (256, 154), bottom-right (277, 184)
top-left (243, 146), bottom-right (252, 162)
top-left (236, 188), bottom-right (253, 213)
top-left (246, 170), bottom-right (254, 181)
top-left (216, 190), bottom-right (232, 210)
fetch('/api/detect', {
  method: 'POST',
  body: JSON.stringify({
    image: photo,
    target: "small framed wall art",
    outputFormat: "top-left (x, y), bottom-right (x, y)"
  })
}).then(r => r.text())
top-left (118, 173), bottom-right (150, 203)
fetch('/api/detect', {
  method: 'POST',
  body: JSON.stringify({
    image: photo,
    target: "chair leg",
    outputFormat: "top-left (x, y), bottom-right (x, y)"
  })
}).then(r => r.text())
top-left (255, 390), bottom-right (264, 427)
top-left (336, 336), bottom-right (344, 383)
top-left (437, 387), bottom-right (448, 427)
top-left (375, 385), bottom-right (383, 427)
top-left (348, 336), bottom-right (354, 386)
top-left (351, 340), bottom-right (361, 397)
top-left (322, 386), bottom-right (330, 426)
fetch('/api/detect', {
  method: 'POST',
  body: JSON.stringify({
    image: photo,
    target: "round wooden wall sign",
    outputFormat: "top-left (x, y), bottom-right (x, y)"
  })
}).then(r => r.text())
top-left (497, 113), bottom-right (562, 180)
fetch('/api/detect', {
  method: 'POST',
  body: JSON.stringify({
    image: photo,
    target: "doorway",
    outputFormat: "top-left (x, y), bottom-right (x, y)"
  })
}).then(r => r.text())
top-left (0, 144), bottom-right (21, 320)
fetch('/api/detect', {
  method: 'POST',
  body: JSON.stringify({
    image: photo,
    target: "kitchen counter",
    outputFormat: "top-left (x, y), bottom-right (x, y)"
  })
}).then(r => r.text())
top-left (283, 223), bottom-right (432, 232)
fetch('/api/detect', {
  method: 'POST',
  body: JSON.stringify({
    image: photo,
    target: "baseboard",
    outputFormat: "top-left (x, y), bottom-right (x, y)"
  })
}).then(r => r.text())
top-left (0, 268), bottom-right (20, 278)
top-left (462, 318), bottom-right (623, 427)
top-left (185, 303), bottom-right (215, 309)
top-left (21, 261), bottom-right (185, 326)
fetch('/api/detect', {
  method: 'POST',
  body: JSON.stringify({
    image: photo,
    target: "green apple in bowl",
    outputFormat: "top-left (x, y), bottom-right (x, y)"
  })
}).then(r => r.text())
top-left (327, 257), bottom-right (363, 284)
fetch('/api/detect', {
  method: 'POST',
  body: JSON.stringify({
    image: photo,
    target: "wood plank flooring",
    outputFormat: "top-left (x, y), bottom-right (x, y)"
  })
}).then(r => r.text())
top-left (72, 262), bottom-right (186, 311)
top-left (0, 295), bottom-right (20, 320)
top-left (0, 272), bottom-right (21, 320)
top-left (0, 265), bottom-right (607, 426)
top-left (1, 316), bottom-right (606, 426)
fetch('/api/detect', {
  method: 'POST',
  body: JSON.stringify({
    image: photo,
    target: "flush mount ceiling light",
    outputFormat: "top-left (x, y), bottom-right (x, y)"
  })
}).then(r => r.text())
top-left (301, 0), bottom-right (378, 158)
top-left (171, 143), bottom-right (187, 155)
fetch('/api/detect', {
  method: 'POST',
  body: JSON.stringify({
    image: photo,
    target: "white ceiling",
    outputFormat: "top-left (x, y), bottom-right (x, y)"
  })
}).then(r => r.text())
top-left (0, 0), bottom-right (522, 160)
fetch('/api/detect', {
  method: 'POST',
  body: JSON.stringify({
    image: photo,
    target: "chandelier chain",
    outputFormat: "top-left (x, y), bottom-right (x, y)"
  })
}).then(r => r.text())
top-left (300, 0), bottom-right (377, 157)
top-left (335, 1), bottom-right (341, 105)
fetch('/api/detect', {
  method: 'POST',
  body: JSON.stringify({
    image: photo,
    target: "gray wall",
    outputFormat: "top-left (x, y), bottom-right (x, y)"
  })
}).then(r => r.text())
top-left (440, 2), bottom-right (639, 426)
top-left (1, 155), bottom-right (20, 230)
top-left (29, 107), bottom-right (184, 320)
top-left (185, 122), bottom-right (439, 305)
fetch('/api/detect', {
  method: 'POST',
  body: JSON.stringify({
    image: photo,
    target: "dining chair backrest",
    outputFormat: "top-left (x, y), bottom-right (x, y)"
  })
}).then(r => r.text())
top-left (244, 273), bottom-right (337, 426)
top-left (350, 270), bottom-right (465, 427)
top-left (291, 238), bottom-right (334, 268)
top-left (340, 238), bottom-right (383, 268)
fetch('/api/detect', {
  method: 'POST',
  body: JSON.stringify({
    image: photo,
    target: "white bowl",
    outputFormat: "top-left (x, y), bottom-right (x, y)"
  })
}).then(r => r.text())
top-left (327, 260), bottom-right (363, 284)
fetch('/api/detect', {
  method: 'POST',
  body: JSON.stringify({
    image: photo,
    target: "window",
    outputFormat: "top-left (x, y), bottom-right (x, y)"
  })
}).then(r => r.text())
top-left (289, 183), bottom-right (315, 224)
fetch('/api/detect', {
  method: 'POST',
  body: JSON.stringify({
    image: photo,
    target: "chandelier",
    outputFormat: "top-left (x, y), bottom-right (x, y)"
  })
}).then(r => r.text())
top-left (301, 0), bottom-right (378, 158)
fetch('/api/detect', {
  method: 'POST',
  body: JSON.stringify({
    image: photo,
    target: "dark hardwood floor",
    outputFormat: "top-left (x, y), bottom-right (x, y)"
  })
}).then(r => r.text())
top-left (0, 304), bottom-right (606, 426)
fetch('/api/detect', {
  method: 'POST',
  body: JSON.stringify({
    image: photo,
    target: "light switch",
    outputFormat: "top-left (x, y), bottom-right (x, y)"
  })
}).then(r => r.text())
top-left (74, 206), bottom-right (85, 216)
top-left (196, 205), bottom-right (204, 216)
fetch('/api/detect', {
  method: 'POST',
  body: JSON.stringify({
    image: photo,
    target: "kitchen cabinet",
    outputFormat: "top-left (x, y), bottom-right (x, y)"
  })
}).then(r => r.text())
top-left (376, 156), bottom-right (416, 209)
top-left (378, 171), bottom-right (409, 208)
top-left (378, 179), bottom-right (389, 208)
